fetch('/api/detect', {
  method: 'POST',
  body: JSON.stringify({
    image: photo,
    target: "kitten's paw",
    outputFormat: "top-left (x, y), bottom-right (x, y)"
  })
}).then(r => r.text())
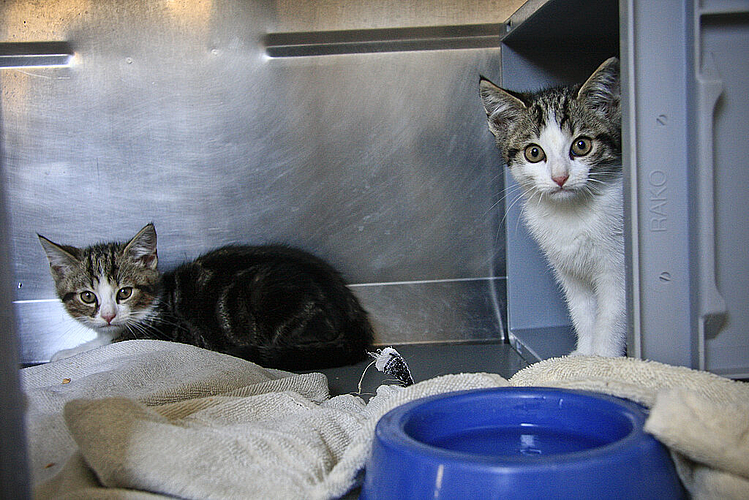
top-left (50, 342), bottom-right (102, 362)
top-left (570, 347), bottom-right (623, 357)
top-left (592, 348), bottom-right (624, 357)
top-left (50, 348), bottom-right (77, 362)
top-left (568, 349), bottom-right (590, 357)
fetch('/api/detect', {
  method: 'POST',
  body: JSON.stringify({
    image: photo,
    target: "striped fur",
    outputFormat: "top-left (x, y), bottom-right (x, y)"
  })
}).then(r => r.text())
top-left (480, 58), bottom-right (626, 357)
top-left (39, 224), bottom-right (373, 370)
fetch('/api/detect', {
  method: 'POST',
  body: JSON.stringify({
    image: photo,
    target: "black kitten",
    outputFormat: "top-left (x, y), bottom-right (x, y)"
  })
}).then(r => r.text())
top-left (38, 223), bottom-right (374, 370)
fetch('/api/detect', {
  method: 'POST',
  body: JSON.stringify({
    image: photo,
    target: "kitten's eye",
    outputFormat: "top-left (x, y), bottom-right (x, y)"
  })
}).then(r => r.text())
top-left (524, 144), bottom-right (546, 163)
top-left (79, 291), bottom-right (97, 304)
top-left (571, 137), bottom-right (593, 157)
top-left (117, 287), bottom-right (133, 301)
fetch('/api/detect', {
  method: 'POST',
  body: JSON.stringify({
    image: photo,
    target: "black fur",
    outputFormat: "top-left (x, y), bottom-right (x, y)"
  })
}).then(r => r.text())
top-left (139, 244), bottom-right (373, 370)
top-left (40, 224), bottom-right (374, 371)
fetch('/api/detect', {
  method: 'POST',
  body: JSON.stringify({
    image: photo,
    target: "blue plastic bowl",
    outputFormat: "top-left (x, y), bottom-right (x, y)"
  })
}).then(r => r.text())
top-left (361, 387), bottom-right (685, 500)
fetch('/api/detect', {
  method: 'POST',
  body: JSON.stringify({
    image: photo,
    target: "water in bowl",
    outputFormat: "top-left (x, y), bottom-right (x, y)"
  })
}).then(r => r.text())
top-left (430, 424), bottom-right (611, 457)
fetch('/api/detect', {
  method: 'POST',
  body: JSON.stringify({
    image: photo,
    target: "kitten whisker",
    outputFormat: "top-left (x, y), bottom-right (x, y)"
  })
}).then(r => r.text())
top-left (485, 184), bottom-right (522, 216)
top-left (585, 177), bottom-right (608, 192)
top-left (499, 190), bottom-right (527, 237)
top-left (124, 316), bottom-right (178, 342)
top-left (494, 186), bottom-right (529, 245)
top-left (514, 189), bottom-right (540, 236)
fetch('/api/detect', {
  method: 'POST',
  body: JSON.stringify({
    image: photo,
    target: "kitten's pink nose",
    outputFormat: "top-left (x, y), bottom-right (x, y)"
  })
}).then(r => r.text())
top-left (552, 173), bottom-right (569, 187)
top-left (101, 311), bottom-right (116, 324)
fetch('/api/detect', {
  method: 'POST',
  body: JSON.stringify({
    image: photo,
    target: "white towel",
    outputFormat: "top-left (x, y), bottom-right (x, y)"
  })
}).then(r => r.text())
top-left (509, 356), bottom-right (749, 500)
top-left (23, 340), bottom-right (315, 488)
top-left (645, 389), bottom-right (749, 499)
top-left (24, 340), bottom-right (749, 499)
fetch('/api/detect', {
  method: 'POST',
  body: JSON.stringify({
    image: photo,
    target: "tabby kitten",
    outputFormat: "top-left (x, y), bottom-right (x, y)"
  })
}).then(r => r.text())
top-left (38, 224), bottom-right (374, 370)
top-left (479, 57), bottom-right (625, 357)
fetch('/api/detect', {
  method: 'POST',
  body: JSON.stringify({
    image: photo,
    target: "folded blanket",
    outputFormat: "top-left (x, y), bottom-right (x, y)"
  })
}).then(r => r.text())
top-left (509, 357), bottom-right (749, 499)
top-left (23, 340), bottom-right (317, 487)
top-left (23, 340), bottom-right (749, 500)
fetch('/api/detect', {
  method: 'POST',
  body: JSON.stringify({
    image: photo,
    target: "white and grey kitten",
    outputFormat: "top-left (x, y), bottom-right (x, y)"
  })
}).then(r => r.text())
top-left (480, 57), bottom-right (625, 357)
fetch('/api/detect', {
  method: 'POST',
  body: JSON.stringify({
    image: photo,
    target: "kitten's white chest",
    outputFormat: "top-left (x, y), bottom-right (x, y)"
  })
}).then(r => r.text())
top-left (523, 178), bottom-right (623, 281)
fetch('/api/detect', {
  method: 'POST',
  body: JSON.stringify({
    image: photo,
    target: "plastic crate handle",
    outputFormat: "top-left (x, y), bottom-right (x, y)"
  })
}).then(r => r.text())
top-left (694, 52), bottom-right (727, 370)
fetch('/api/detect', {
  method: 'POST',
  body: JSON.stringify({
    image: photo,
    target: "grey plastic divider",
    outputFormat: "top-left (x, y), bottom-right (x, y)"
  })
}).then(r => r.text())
top-left (623, 0), bottom-right (748, 376)
top-left (623, 0), bottom-right (694, 367)
top-left (691, 3), bottom-right (749, 376)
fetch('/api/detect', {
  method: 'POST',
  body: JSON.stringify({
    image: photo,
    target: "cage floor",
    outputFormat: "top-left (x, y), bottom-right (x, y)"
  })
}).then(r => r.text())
top-left (317, 341), bottom-right (529, 397)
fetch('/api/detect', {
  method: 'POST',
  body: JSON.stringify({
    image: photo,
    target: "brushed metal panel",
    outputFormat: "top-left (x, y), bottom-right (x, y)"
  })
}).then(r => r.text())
top-left (1, 0), bottom-right (507, 362)
top-left (13, 300), bottom-right (96, 363)
top-left (269, 0), bottom-right (525, 32)
top-left (351, 277), bottom-right (505, 346)
top-left (0, 90), bottom-right (31, 496)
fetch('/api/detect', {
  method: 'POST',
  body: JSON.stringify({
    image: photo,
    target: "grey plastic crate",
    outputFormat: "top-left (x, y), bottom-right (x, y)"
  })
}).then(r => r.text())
top-left (624, 0), bottom-right (749, 377)
top-left (499, 0), bottom-right (749, 377)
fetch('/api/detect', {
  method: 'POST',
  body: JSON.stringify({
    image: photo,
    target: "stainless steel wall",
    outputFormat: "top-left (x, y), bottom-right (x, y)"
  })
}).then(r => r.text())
top-left (1, 0), bottom-right (521, 363)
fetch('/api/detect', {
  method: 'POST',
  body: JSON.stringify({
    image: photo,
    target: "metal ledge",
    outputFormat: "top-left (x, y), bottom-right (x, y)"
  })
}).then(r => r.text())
top-left (0, 42), bottom-right (74, 69)
top-left (263, 23), bottom-right (502, 57)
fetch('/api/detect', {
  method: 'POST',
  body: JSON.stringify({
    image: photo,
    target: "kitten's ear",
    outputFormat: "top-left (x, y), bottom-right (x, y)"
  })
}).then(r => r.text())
top-left (577, 57), bottom-right (620, 119)
top-left (479, 76), bottom-right (527, 143)
top-left (124, 223), bottom-right (158, 269)
top-left (38, 235), bottom-right (81, 281)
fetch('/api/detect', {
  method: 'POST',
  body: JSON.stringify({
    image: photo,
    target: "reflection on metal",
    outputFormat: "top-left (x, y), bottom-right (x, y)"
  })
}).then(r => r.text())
top-left (1, 0), bottom-right (507, 363)
top-left (352, 277), bottom-right (505, 346)
top-left (264, 24), bottom-right (502, 57)
top-left (0, 42), bottom-right (74, 68)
